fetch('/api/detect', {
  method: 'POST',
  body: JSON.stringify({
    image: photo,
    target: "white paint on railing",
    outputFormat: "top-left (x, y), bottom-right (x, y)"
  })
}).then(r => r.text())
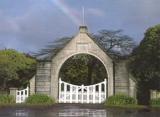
top-left (16, 87), bottom-right (29, 103)
top-left (59, 78), bottom-right (107, 103)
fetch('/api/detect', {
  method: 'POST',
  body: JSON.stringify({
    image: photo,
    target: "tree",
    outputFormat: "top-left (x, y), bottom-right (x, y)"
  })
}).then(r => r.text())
top-left (59, 54), bottom-right (107, 85)
top-left (94, 29), bottom-right (136, 56)
top-left (0, 49), bottom-right (37, 89)
top-left (129, 24), bottom-right (160, 105)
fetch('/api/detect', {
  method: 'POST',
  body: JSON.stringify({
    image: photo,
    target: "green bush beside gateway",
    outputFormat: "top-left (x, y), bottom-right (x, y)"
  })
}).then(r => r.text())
top-left (151, 98), bottom-right (160, 106)
top-left (25, 94), bottom-right (55, 105)
top-left (105, 94), bottom-right (136, 106)
top-left (0, 95), bottom-right (15, 105)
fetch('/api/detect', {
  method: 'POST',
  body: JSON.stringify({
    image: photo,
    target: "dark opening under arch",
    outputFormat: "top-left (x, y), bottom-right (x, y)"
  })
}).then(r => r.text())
top-left (59, 54), bottom-right (108, 85)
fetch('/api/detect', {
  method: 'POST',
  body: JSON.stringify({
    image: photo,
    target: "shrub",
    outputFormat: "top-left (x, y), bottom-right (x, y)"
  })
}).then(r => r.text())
top-left (0, 90), bottom-right (8, 95)
top-left (25, 94), bottom-right (55, 105)
top-left (105, 94), bottom-right (136, 106)
top-left (0, 95), bottom-right (15, 105)
top-left (150, 98), bottom-right (160, 106)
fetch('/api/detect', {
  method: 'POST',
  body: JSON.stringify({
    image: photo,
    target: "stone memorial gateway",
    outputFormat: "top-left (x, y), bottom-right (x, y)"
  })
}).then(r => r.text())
top-left (31, 26), bottom-right (136, 103)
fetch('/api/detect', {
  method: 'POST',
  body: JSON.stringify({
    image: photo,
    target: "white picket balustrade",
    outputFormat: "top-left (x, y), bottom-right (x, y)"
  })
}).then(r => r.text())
top-left (16, 87), bottom-right (29, 103)
top-left (59, 78), bottom-right (107, 103)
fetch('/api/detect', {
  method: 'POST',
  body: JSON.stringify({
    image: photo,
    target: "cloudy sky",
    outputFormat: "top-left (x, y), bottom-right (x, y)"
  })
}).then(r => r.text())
top-left (0, 0), bottom-right (160, 53)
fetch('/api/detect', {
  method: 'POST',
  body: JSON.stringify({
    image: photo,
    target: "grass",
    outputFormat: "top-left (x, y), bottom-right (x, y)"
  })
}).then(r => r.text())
top-left (105, 96), bottom-right (160, 110)
top-left (25, 94), bottom-right (55, 105)
top-left (0, 95), bottom-right (15, 105)
top-left (0, 94), bottom-right (55, 107)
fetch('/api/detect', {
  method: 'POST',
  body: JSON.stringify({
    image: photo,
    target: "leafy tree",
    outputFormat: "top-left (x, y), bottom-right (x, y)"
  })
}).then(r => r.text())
top-left (0, 49), bottom-right (37, 89)
top-left (129, 24), bottom-right (160, 105)
top-left (59, 54), bottom-right (107, 85)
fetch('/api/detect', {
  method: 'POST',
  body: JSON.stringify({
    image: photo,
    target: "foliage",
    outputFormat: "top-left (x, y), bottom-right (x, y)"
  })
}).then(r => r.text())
top-left (129, 24), bottom-right (160, 105)
top-left (0, 49), bottom-right (37, 89)
top-left (25, 94), bottom-right (55, 105)
top-left (0, 89), bottom-right (8, 95)
top-left (105, 94), bottom-right (136, 106)
top-left (129, 24), bottom-right (160, 83)
top-left (151, 98), bottom-right (160, 106)
top-left (60, 54), bottom-right (107, 85)
top-left (0, 95), bottom-right (15, 105)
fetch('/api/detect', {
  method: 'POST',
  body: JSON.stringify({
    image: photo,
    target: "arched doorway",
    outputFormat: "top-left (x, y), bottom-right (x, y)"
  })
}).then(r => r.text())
top-left (50, 52), bottom-right (114, 102)
top-left (59, 54), bottom-right (107, 85)
top-left (58, 54), bottom-right (108, 103)
top-left (49, 26), bottom-right (114, 102)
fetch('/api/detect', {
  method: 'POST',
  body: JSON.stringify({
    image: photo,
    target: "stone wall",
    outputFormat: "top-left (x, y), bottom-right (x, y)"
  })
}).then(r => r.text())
top-left (115, 60), bottom-right (129, 95)
top-left (129, 74), bottom-right (136, 98)
top-left (9, 88), bottom-right (18, 101)
top-left (151, 90), bottom-right (160, 99)
top-left (114, 60), bottom-right (136, 97)
top-left (35, 61), bottom-right (51, 95)
top-left (29, 76), bottom-right (35, 95)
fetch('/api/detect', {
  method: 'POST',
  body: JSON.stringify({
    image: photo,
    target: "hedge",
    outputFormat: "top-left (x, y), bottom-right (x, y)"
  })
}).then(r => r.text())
top-left (25, 94), bottom-right (55, 105)
top-left (105, 94), bottom-right (136, 106)
top-left (0, 95), bottom-right (15, 105)
top-left (151, 98), bottom-right (160, 106)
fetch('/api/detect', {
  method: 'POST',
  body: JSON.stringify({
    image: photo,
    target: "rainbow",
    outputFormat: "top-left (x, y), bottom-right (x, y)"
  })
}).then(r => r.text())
top-left (51, 0), bottom-right (81, 26)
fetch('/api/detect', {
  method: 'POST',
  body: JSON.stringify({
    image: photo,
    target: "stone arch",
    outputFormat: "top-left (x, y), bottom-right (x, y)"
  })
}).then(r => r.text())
top-left (57, 52), bottom-right (109, 100)
top-left (36, 26), bottom-right (114, 102)
top-left (51, 50), bottom-right (114, 101)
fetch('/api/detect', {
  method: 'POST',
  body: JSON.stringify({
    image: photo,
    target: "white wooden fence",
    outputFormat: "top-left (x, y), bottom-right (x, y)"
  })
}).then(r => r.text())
top-left (16, 87), bottom-right (29, 103)
top-left (59, 78), bottom-right (107, 103)
top-left (151, 90), bottom-right (160, 99)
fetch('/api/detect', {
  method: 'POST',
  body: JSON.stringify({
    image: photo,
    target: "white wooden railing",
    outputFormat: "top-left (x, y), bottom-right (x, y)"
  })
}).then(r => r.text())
top-left (59, 78), bottom-right (107, 103)
top-left (16, 87), bottom-right (29, 103)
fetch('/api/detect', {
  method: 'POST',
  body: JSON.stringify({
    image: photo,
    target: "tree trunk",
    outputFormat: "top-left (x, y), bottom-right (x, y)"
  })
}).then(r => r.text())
top-left (87, 58), bottom-right (97, 85)
top-left (136, 82), bottom-right (150, 105)
top-left (87, 62), bottom-right (93, 85)
top-left (3, 78), bottom-right (7, 89)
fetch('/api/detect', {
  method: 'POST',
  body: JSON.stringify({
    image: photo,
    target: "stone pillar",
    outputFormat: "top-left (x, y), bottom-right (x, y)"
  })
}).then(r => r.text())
top-left (35, 61), bottom-right (51, 95)
top-left (30, 76), bottom-right (35, 95)
top-left (114, 61), bottom-right (130, 95)
top-left (9, 88), bottom-right (18, 101)
top-left (129, 78), bottom-right (136, 98)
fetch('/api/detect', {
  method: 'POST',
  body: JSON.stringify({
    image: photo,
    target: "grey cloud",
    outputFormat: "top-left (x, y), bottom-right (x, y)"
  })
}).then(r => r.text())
top-left (87, 8), bottom-right (105, 17)
top-left (0, 0), bottom-right (160, 52)
top-left (0, 42), bottom-right (5, 49)
top-left (0, 3), bottom-right (78, 52)
top-left (0, 11), bottom-right (19, 34)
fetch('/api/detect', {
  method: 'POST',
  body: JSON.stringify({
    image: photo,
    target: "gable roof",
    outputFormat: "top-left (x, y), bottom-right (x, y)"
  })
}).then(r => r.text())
top-left (36, 26), bottom-right (125, 61)
top-left (36, 37), bottom-right (72, 61)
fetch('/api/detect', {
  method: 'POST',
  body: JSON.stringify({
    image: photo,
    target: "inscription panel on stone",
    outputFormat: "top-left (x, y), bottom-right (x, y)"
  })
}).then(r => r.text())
top-left (76, 43), bottom-right (89, 51)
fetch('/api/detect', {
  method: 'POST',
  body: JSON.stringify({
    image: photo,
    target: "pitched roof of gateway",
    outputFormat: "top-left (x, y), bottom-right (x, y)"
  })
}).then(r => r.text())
top-left (36, 26), bottom-right (127, 62)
